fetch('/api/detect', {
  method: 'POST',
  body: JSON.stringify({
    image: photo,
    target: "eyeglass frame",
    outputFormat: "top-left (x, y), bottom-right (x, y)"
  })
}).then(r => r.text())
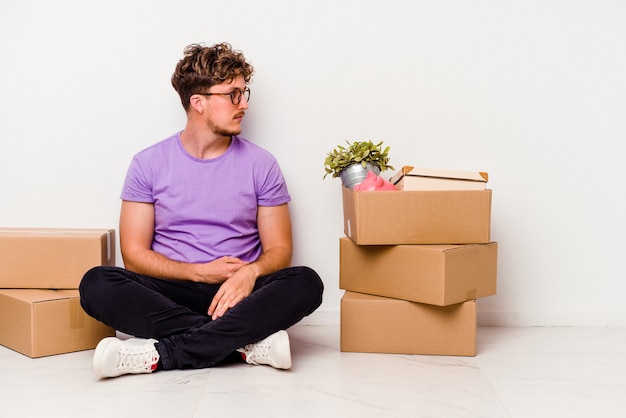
top-left (196, 87), bottom-right (251, 105)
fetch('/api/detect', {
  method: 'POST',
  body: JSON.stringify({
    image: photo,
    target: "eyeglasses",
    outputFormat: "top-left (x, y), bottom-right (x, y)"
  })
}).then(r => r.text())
top-left (197, 87), bottom-right (251, 105)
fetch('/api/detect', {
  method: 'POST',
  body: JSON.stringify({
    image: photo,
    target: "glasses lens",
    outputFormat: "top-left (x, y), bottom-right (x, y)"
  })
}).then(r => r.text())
top-left (229, 88), bottom-right (250, 105)
top-left (231, 89), bottom-right (242, 104)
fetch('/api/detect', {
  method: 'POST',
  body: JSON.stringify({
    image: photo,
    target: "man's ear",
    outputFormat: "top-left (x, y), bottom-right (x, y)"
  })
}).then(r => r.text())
top-left (189, 94), bottom-right (205, 114)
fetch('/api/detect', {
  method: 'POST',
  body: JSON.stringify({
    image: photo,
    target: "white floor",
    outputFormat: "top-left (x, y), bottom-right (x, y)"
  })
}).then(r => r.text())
top-left (2, 325), bottom-right (626, 418)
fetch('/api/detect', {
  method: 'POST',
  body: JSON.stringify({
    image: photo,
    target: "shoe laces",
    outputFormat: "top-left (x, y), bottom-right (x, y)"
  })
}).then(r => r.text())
top-left (117, 344), bottom-right (159, 372)
top-left (241, 341), bottom-right (272, 364)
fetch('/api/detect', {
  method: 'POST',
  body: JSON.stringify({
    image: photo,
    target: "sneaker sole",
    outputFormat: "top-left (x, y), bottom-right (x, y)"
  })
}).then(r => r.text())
top-left (92, 337), bottom-right (119, 378)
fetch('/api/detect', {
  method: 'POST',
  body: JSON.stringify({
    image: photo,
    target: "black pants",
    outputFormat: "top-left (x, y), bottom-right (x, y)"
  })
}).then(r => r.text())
top-left (79, 265), bottom-right (324, 370)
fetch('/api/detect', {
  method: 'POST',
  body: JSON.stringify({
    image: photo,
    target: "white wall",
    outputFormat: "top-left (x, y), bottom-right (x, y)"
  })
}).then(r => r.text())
top-left (1, 0), bottom-right (625, 326)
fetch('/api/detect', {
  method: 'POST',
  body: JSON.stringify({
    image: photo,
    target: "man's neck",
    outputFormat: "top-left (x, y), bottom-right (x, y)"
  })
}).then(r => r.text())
top-left (180, 126), bottom-right (232, 160)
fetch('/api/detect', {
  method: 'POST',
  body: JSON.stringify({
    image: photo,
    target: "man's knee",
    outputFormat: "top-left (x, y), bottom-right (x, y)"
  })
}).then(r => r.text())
top-left (300, 266), bottom-right (324, 293)
top-left (80, 266), bottom-right (107, 295)
top-left (292, 266), bottom-right (324, 309)
top-left (79, 266), bottom-right (119, 312)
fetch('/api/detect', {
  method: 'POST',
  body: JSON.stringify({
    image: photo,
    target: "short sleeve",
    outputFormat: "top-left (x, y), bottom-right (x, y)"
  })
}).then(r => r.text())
top-left (120, 156), bottom-right (155, 203)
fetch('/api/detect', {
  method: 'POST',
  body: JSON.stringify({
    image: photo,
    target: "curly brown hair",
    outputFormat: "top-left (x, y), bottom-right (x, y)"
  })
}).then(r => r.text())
top-left (171, 42), bottom-right (254, 112)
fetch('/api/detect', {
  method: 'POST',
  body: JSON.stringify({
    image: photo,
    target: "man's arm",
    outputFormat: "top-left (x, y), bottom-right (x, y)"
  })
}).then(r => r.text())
top-left (247, 203), bottom-right (293, 277)
top-left (207, 203), bottom-right (293, 319)
top-left (119, 200), bottom-right (247, 283)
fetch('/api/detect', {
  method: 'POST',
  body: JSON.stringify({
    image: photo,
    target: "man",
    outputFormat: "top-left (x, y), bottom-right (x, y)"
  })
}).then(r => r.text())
top-left (79, 42), bottom-right (324, 378)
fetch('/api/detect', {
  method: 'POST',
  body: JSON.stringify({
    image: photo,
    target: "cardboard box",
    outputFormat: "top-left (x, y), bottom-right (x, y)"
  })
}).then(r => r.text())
top-left (0, 289), bottom-right (115, 358)
top-left (341, 291), bottom-right (476, 356)
top-left (389, 166), bottom-right (488, 191)
top-left (0, 228), bottom-right (115, 289)
top-left (339, 238), bottom-right (497, 306)
top-left (342, 186), bottom-right (491, 245)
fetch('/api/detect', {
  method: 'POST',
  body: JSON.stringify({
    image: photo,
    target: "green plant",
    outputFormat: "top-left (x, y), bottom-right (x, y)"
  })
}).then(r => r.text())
top-left (323, 140), bottom-right (393, 179)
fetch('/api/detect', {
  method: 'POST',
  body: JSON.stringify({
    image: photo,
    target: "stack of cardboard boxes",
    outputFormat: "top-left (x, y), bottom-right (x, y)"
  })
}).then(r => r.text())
top-left (339, 167), bottom-right (498, 356)
top-left (0, 228), bottom-right (117, 358)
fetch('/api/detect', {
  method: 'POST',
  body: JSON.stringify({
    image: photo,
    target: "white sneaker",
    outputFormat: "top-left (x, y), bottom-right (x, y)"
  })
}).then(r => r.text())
top-left (237, 330), bottom-right (291, 370)
top-left (92, 337), bottom-right (160, 378)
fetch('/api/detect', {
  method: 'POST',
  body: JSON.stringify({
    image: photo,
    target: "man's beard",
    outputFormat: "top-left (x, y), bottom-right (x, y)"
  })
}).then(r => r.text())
top-left (208, 117), bottom-right (243, 137)
top-left (214, 126), bottom-right (242, 137)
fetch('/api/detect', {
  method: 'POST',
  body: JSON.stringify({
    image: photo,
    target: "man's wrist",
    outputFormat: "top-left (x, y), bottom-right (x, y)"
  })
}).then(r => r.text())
top-left (242, 262), bottom-right (262, 281)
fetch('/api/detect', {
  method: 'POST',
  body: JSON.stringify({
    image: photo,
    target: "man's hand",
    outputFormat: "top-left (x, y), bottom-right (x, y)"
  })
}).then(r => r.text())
top-left (193, 256), bottom-right (249, 284)
top-left (207, 265), bottom-right (258, 320)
